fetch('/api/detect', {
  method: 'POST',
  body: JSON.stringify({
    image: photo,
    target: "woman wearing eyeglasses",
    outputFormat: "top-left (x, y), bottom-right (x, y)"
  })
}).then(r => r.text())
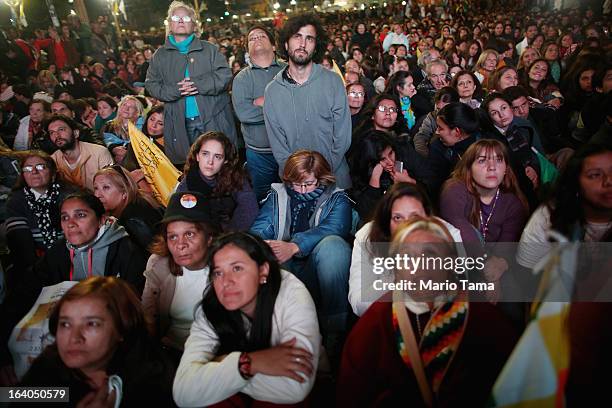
top-left (250, 150), bottom-right (352, 365)
top-left (353, 94), bottom-right (411, 147)
top-left (93, 165), bottom-right (162, 252)
top-left (346, 82), bottom-right (368, 128)
top-left (144, 1), bottom-right (236, 166)
top-left (5, 151), bottom-right (74, 274)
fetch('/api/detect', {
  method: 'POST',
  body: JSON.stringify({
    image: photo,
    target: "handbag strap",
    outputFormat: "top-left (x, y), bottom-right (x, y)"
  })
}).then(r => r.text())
top-left (393, 296), bottom-right (434, 407)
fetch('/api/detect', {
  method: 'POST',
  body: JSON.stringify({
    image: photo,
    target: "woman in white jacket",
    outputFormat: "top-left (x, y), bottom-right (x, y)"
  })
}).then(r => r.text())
top-left (173, 232), bottom-right (320, 407)
top-left (349, 183), bottom-right (462, 316)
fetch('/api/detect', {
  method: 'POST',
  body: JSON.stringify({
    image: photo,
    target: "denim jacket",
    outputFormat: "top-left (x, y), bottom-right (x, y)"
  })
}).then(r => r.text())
top-left (250, 183), bottom-right (352, 257)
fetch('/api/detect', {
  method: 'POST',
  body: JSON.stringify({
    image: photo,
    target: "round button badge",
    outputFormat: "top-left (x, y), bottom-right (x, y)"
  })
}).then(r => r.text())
top-left (180, 193), bottom-right (197, 209)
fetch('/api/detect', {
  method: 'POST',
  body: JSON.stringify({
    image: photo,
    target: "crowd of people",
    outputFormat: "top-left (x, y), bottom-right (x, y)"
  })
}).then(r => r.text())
top-left (0, 0), bottom-right (611, 406)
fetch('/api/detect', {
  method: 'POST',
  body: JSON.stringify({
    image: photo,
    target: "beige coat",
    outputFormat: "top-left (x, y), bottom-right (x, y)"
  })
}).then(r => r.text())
top-left (142, 254), bottom-right (177, 341)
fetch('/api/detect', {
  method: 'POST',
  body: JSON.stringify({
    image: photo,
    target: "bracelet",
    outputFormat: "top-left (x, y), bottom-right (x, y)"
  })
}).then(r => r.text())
top-left (238, 352), bottom-right (253, 380)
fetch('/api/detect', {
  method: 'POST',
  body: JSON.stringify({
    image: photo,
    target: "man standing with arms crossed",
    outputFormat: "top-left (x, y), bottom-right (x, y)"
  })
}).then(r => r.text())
top-left (232, 26), bottom-right (286, 202)
top-left (264, 14), bottom-right (352, 189)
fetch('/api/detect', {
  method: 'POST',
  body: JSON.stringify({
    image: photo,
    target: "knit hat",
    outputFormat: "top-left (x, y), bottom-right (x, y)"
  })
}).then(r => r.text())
top-left (161, 191), bottom-right (213, 224)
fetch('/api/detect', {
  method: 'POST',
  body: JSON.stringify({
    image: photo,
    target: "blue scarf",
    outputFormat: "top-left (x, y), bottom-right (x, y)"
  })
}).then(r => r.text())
top-left (400, 96), bottom-right (416, 130)
top-left (287, 186), bottom-right (325, 234)
top-left (168, 34), bottom-right (199, 119)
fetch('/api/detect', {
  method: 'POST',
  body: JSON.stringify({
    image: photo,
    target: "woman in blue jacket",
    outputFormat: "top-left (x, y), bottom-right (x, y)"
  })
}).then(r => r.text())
top-left (250, 150), bottom-right (352, 365)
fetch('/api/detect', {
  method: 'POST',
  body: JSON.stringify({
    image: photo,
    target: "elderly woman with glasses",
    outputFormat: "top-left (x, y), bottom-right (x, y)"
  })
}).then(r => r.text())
top-left (5, 150), bottom-right (74, 273)
top-left (250, 150), bottom-right (352, 366)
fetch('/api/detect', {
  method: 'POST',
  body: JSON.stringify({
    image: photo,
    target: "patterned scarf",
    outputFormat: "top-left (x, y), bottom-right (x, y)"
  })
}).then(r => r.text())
top-left (400, 96), bottom-right (416, 130)
top-left (23, 182), bottom-right (63, 249)
top-left (287, 186), bottom-right (325, 234)
top-left (392, 297), bottom-right (469, 393)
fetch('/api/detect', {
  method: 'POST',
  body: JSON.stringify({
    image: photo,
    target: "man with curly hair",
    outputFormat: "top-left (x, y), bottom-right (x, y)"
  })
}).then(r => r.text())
top-left (263, 13), bottom-right (352, 188)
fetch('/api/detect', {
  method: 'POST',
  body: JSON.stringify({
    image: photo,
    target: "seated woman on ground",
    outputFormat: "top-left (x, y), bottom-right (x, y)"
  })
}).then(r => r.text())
top-left (249, 150), bottom-right (352, 363)
top-left (0, 192), bottom-right (149, 383)
top-left (481, 92), bottom-right (548, 205)
top-left (20, 276), bottom-right (176, 406)
top-left (101, 95), bottom-right (144, 165)
top-left (93, 165), bottom-right (162, 252)
top-left (439, 139), bottom-right (529, 243)
top-left (5, 150), bottom-right (74, 274)
top-left (173, 232), bottom-right (320, 407)
top-left (383, 71), bottom-right (420, 134)
top-left (348, 183), bottom-right (462, 316)
top-left (348, 130), bottom-right (432, 222)
top-left (517, 143), bottom-right (612, 270)
top-left (352, 94), bottom-right (411, 145)
top-left (520, 58), bottom-right (564, 109)
top-left (412, 86), bottom-right (460, 157)
top-left (94, 95), bottom-right (118, 134)
top-left (176, 131), bottom-right (258, 231)
top-left (338, 217), bottom-right (519, 407)
top-left (487, 66), bottom-right (520, 93)
top-left (143, 191), bottom-right (219, 358)
top-left (425, 102), bottom-right (481, 196)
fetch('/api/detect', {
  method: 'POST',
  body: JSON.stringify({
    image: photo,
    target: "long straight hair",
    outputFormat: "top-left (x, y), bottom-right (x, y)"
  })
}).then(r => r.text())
top-left (443, 139), bottom-right (528, 228)
top-left (201, 232), bottom-right (282, 354)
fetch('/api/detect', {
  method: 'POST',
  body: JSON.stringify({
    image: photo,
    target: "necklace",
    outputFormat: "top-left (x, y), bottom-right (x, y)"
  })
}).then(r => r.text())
top-left (479, 188), bottom-right (500, 242)
top-left (415, 314), bottom-right (423, 339)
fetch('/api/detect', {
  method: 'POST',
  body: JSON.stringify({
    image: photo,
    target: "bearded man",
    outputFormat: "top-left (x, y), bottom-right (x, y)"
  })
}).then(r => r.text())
top-left (263, 13), bottom-right (352, 188)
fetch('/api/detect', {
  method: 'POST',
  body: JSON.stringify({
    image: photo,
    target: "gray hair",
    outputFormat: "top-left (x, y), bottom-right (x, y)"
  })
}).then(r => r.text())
top-left (425, 59), bottom-right (448, 76)
top-left (417, 49), bottom-right (440, 69)
top-left (165, 1), bottom-right (201, 38)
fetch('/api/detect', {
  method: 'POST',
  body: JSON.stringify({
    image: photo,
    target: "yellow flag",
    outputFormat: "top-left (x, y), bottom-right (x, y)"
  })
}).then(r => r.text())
top-left (332, 59), bottom-right (345, 86)
top-left (128, 122), bottom-right (181, 206)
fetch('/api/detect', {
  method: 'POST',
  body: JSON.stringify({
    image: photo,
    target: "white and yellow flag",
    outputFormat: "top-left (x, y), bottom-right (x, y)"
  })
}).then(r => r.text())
top-left (128, 122), bottom-right (181, 206)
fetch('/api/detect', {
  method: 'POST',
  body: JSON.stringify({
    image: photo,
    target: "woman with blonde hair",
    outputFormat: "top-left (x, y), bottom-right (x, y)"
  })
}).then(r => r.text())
top-left (516, 46), bottom-right (540, 76)
top-left (338, 216), bottom-right (519, 406)
top-left (101, 95), bottom-right (144, 164)
top-left (439, 139), bottom-right (529, 243)
top-left (250, 150), bottom-right (352, 364)
top-left (93, 165), bottom-right (162, 251)
top-left (36, 70), bottom-right (59, 95)
top-left (473, 49), bottom-right (501, 89)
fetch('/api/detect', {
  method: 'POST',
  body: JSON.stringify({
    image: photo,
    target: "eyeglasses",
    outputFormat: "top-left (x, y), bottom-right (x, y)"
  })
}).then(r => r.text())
top-left (22, 164), bottom-right (48, 173)
top-left (348, 91), bottom-right (365, 97)
top-left (291, 180), bottom-right (318, 189)
top-left (248, 34), bottom-right (267, 42)
top-left (170, 15), bottom-right (192, 23)
top-left (377, 105), bottom-right (398, 114)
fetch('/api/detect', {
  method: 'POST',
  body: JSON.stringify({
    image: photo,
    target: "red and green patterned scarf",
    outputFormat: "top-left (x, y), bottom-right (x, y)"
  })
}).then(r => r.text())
top-left (392, 297), bottom-right (469, 393)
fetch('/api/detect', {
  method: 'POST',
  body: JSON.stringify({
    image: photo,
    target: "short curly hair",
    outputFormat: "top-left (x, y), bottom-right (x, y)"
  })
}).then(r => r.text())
top-left (277, 13), bottom-right (328, 64)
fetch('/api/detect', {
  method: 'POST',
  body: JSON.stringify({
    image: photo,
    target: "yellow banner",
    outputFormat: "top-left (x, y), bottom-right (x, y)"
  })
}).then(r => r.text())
top-left (128, 122), bottom-right (181, 206)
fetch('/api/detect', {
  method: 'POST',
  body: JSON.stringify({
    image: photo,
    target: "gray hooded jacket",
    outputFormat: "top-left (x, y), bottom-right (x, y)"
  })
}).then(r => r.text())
top-left (263, 63), bottom-right (352, 188)
top-left (66, 218), bottom-right (128, 281)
